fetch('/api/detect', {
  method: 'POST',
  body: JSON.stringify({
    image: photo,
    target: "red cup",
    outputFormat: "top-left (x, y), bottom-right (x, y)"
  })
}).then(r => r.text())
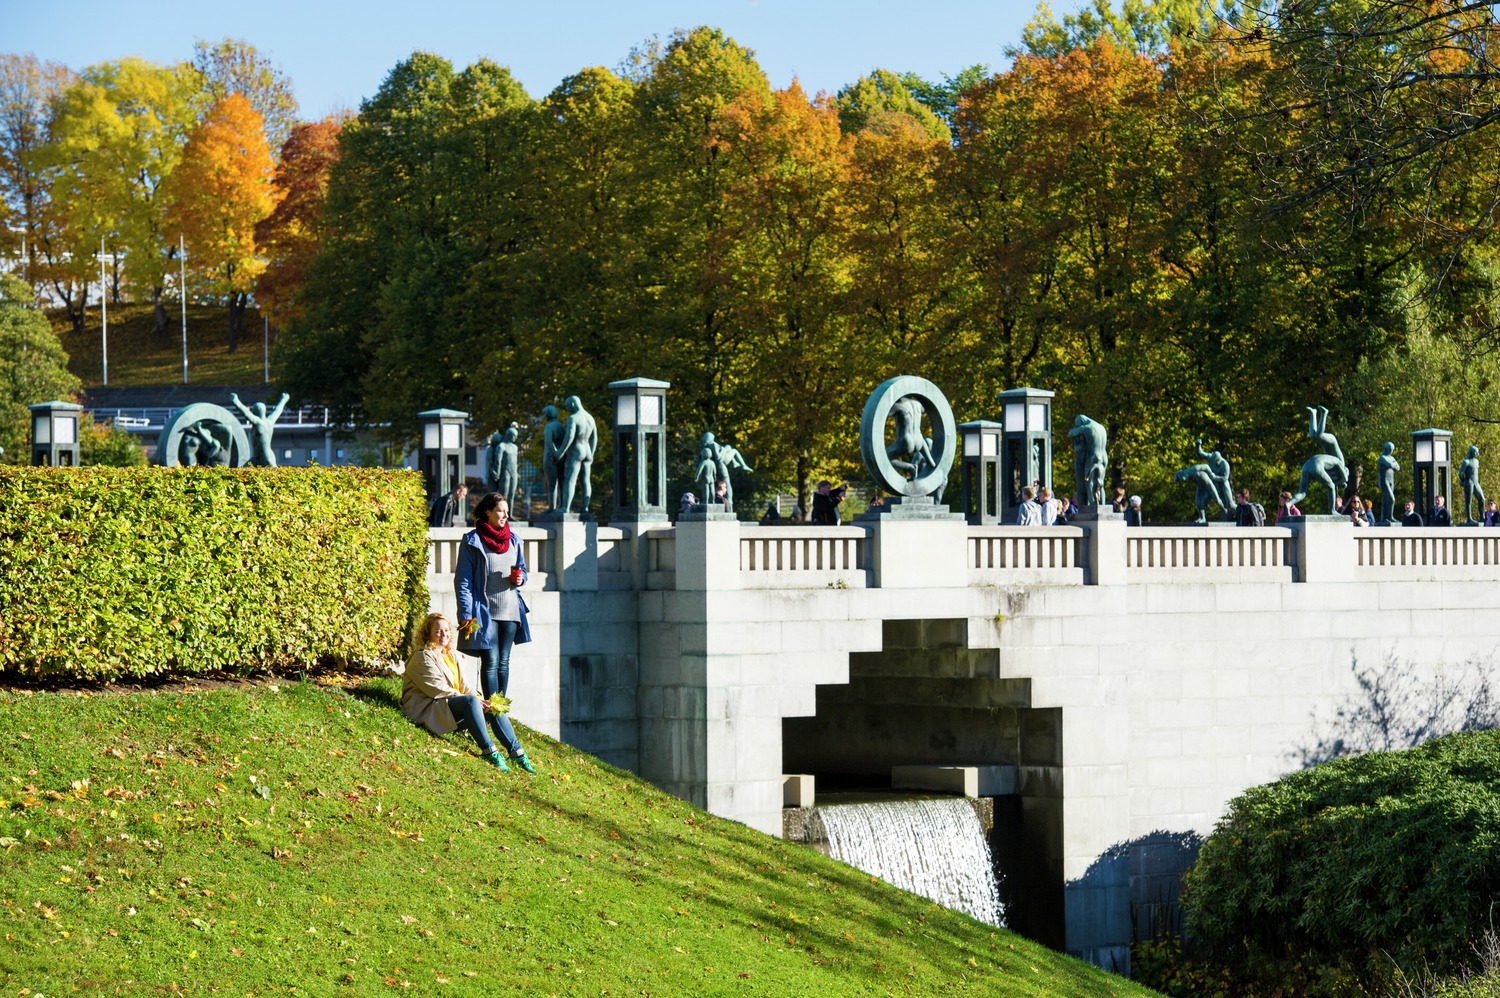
top-left (510, 566), bottom-right (523, 587)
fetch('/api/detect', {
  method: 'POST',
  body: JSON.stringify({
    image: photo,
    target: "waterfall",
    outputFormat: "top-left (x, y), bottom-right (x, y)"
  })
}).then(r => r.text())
top-left (813, 798), bottom-right (1005, 927)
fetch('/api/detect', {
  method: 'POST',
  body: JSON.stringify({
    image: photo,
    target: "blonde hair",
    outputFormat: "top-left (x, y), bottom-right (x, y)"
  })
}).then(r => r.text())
top-left (415, 612), bottom-right (455, 651)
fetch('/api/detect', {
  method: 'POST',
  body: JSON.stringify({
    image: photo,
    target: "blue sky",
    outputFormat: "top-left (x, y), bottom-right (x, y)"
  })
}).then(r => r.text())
top-left (9, 1), bottom-right (1058, 119)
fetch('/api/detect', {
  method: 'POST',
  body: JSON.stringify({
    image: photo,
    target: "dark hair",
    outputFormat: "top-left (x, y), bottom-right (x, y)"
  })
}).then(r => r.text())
top-left (471, 491), bottom-right (507, 524)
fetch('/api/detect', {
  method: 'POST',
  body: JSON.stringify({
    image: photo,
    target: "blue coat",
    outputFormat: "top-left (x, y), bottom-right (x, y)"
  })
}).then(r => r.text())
top-left (455, 529), bottom-right (532, 649)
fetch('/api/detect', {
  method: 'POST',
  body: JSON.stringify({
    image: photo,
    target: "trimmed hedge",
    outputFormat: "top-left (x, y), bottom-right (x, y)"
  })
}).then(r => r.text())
top-left (0, 466), bottom-right (429, 680)
top-left (1183, 729), bottom-right (1500, 988)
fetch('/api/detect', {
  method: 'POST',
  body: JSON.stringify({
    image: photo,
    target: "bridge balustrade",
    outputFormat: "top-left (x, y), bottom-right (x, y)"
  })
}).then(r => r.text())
top-left (1125, 527), bottom-right (1295, 582)
top-left (739, 525), bottom-right (868, 589)
top-left (1355, 527), bottom-right (1500, 580)
top-left (968, 526), bottom-right (1085, 585)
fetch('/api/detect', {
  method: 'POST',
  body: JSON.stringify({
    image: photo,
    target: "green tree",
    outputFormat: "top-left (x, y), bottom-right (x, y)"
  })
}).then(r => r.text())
top-left (834, 69), bottom-right (948, 140)
top-left (0, 271), bottom-right (79, 461)
top-left (280, 54), bottom-right (536, 436)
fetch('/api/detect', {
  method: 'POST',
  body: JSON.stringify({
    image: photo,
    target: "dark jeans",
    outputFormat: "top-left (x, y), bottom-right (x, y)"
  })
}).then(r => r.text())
top-left (445, 694), bottom-right (522, 758)
top-left (477, 619), bottom-right (520, 699)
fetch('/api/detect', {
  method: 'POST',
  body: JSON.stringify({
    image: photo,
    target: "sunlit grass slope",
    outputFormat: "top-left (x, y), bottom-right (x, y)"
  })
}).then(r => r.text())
top-left (52, 303), bottom-right (269, 387)
top-left (0, 679), bottom-right (1154, 996)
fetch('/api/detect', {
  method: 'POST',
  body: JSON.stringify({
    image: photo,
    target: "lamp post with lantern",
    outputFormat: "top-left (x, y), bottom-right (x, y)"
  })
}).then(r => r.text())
top-left (417, 408), bottom-right (470, 514)
top-left (958, 420), bottom-right (1003, 525)
top-left (609, 378), bottom-right (670, 523)
top-left (997, 387), bottom-right (1054, 522)
top-left (29, 400), bottom-right (83, 467)
top-left (1411, 428), bottom-right (1453, 517)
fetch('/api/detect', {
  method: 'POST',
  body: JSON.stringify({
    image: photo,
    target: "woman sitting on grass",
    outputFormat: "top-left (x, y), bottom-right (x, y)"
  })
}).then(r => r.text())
top-left (401, 611), bottom-right (531, 772)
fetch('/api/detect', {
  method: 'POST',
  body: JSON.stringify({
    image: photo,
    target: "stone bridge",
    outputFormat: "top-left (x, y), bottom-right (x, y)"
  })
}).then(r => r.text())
top-left (427, 514), bottom-right (1500, 971)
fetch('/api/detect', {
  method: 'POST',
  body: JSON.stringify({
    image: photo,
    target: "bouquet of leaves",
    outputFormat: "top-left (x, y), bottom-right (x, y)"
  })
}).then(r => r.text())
top-left (486, 693), bottom-right (512, 716)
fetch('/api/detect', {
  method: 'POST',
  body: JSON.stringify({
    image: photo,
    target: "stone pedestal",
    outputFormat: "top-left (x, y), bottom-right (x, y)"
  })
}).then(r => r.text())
top-left (866, 505), bottom-right (968, 588)
top-left (1075, 508), bottom-right (1126, 586)
top-left (549, 516), bottom-right (598, 591)
top-left (1289, 515), bottom-right (1356, 583)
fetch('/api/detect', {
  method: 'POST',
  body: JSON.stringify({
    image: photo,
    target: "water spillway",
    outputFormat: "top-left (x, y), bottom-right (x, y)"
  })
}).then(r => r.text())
top-left (809, 798), bottom-right (1005, 927)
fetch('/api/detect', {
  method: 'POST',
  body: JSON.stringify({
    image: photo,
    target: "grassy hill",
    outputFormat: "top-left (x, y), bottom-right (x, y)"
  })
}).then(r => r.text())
top-left (0, 678), bottom-right (1154, 996)
top-left (52, 303), bottom-right (271, 388)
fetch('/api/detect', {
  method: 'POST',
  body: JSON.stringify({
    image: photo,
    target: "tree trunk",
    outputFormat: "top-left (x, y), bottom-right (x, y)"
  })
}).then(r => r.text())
top-left (152, 286), bottom-right (167, 334)
top-left (227, 293), bottom-right (245, 354)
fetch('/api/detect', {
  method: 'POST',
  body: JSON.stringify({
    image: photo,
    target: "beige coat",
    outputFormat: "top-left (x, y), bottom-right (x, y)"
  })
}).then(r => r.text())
top-left (402, 646), bottom-right (483, 735)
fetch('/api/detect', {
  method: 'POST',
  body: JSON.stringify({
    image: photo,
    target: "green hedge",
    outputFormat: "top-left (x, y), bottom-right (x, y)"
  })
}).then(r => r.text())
top-left (0, 466), bottom-right (430, 680)
top-left (1183, 729), bottom-right (1500, 990)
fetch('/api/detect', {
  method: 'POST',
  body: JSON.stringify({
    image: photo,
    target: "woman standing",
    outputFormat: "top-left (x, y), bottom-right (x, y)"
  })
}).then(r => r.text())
top-left (402, 613), bottom-right (518, 770)
top-left (455, 492), bottom-right (536, 773)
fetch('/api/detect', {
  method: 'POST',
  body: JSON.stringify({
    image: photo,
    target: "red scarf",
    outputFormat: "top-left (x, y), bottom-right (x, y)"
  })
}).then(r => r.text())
top-left (476, 519), bottom-right (513, 554)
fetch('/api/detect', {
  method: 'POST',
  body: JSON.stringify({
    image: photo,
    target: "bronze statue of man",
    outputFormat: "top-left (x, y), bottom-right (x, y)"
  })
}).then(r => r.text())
top-left (1291, 406), bottom-right (1349, 515)
top-left (557, 395), bottom-right (597, 516)
top-left (541, 404), bottom-right (566, 511)
top-left (230, 392), bottom-right (291, 467)
top-left (1460, 444), bottom-right (1485, 525)
top-left (1068, 415), bottom-right (1109, 507)
top-left (492, 424), bottom-right (520, 510)
top-left (1378, 442), bottom-right (1400, 525)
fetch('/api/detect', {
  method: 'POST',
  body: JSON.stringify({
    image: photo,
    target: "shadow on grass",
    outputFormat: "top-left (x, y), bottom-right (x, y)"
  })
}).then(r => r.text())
top-left (346, 678), bottom-right (402, 713)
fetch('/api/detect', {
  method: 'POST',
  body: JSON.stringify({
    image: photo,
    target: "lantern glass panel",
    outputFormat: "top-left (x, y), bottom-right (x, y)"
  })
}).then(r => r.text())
top-left (1416, 440), bottom-right (1433, 462)
top-left (33, 416), bottom-right (49, 445)
top-left (1436, 439), bottom-right (1449, 462)
top-left (616, 394), bottom-right (636, 427)
top-left (982, 433), bottom-right (999, 456)
top-left (441, 423), bottom-right (460, 450)
top-left (1004, 403), bottom-right (1024, 433)
top-left (963, 433), bottom-right (979, 457)
top-left (640, 395), bottom-right (661, 425)
top-left (55, 416), bottom-right (76, 444)
top-left (422, 423), bottom-right (439, 449)
top-left (1027, 403), bottom-right (1047, 431)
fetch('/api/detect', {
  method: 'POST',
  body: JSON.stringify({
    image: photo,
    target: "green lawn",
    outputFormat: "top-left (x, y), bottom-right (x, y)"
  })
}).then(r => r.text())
top-left (0, 678), bottom-right (1154, 996)
top-left (54, 303), bottom-right (271, 388)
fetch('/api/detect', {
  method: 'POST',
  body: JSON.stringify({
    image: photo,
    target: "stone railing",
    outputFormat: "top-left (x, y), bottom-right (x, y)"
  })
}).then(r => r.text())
top-left (1355, 527), bottom-right (1500, 581)
top-left (739, 525), bottom-right (868, 589)
top-left (426, 525), bottom-right (551, 587)
top-left (1125, 526), bottom-right (1295, 582)
top-left (424, 518), bottom-right (1500, 601)
top-left (968, 526), bottom-right (1086, 585)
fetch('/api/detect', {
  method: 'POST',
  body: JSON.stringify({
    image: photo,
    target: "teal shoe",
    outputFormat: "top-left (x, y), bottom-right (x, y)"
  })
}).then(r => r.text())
top-left (485, 750), bottom-right (510, 772)
top-left (513, 753), bottom-right (536, 774)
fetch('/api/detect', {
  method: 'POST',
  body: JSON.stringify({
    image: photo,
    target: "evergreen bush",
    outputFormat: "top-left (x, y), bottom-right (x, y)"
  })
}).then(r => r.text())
top-left (0, 465), bottom-right (429, 680)
top-left (1183, 730), bottom-right (1500, 989)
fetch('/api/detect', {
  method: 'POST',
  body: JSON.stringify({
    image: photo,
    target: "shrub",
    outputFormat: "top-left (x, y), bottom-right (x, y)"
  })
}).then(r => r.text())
top-left (0, 465), bottom-right (429, 680)
top-left (80, 416), bottom-right (148, 467)
top-left (1184, 730), bottom-right (1500, 990)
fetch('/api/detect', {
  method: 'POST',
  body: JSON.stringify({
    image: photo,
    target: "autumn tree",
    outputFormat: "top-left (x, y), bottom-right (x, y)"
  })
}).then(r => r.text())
top-left (0, 54), bottom-right (73, 303)
top-left (254, 117), bottom-right (342, 329)
top-left (711, 81), bottom-right (859, 505)
top-left (163, 92), bottom-right (277, 352)
top-left (40, 57), bottom-right (201, 333)
top-left (191, 39), bottom-right (299, 156)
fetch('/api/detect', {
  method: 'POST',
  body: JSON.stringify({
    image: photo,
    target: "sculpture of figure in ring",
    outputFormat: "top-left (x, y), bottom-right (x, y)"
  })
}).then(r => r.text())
top-left (859, 376), bottom-right (957, 499)
top-left (156, 403), bottom-right (252, 467)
